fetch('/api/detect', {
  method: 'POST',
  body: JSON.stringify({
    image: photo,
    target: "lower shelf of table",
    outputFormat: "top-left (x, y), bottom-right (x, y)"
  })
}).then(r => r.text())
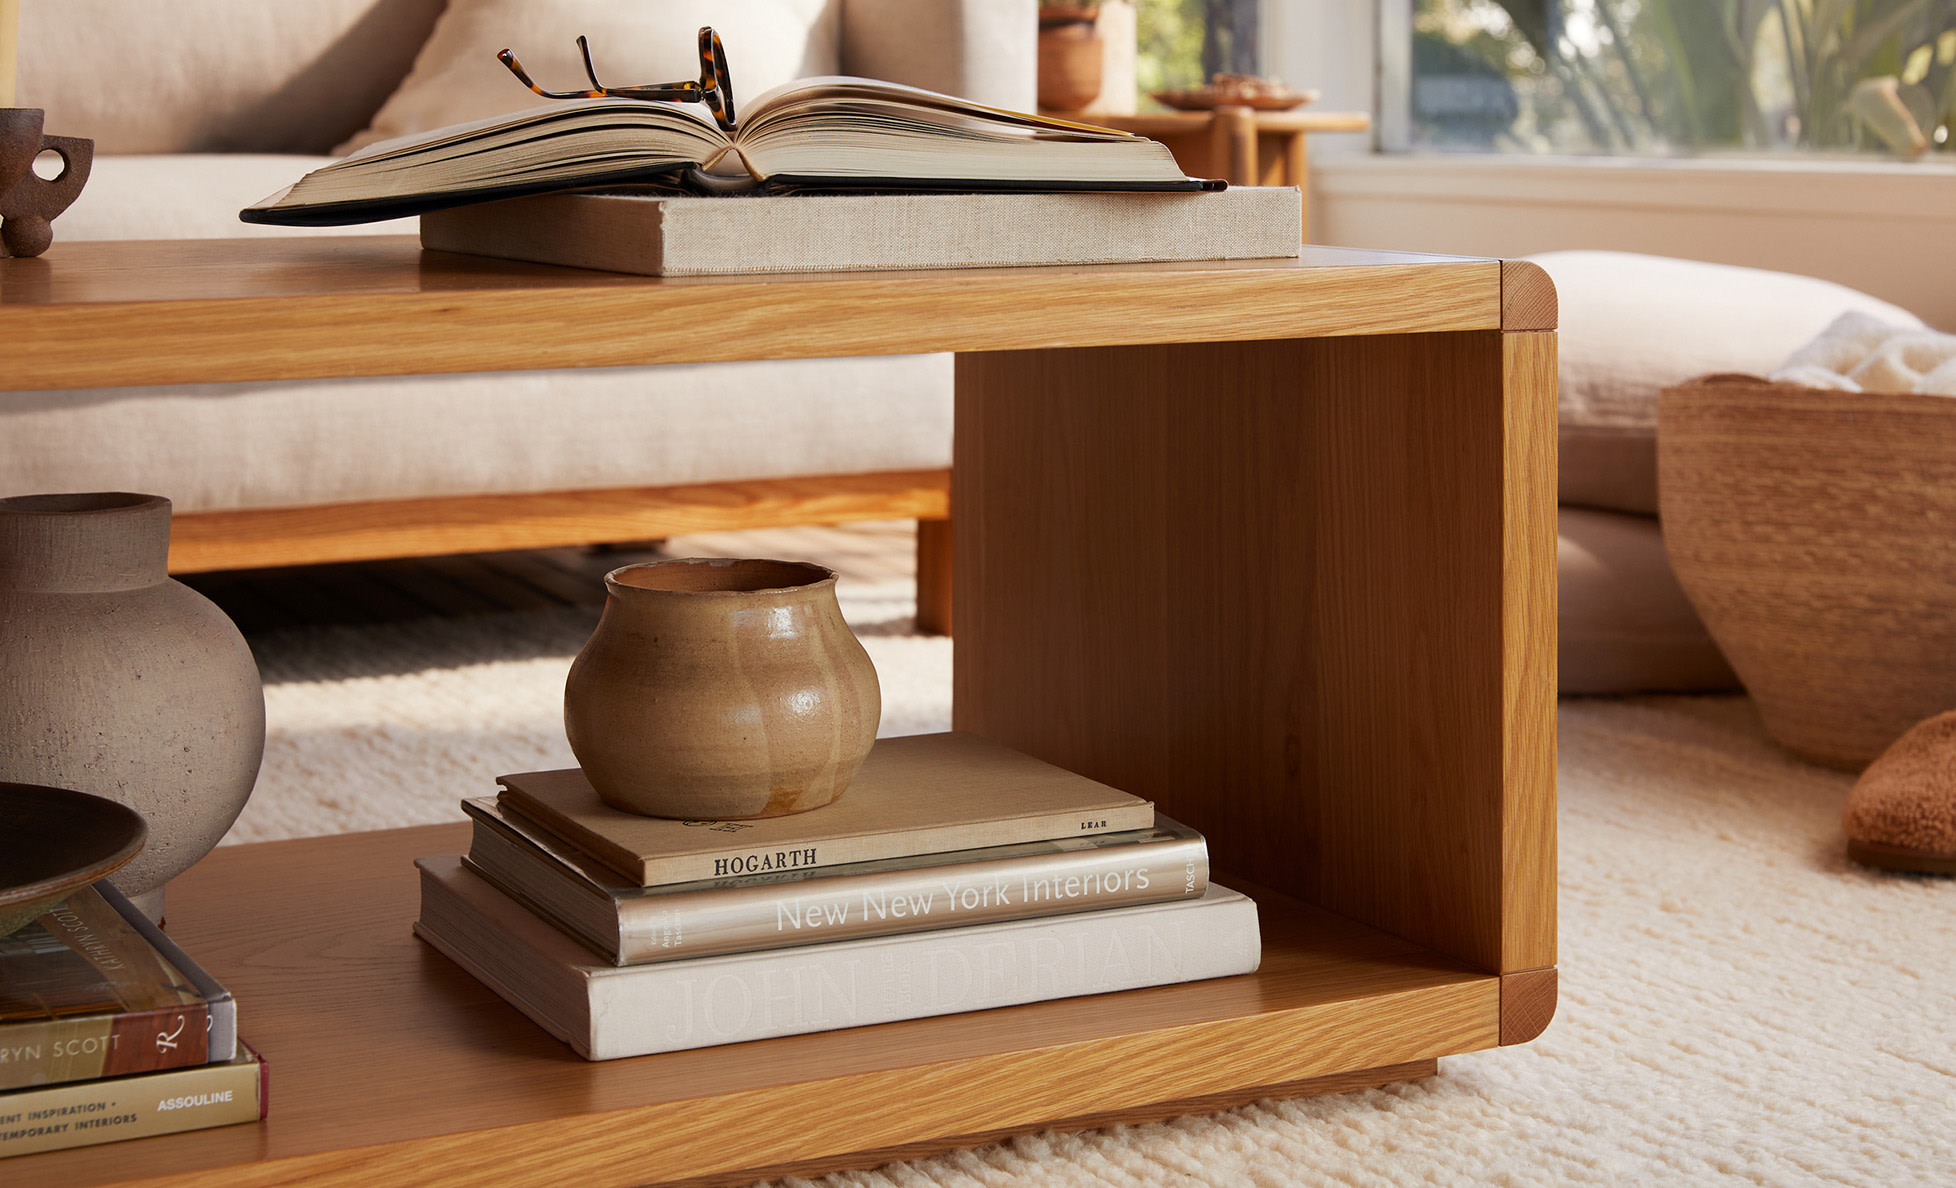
top-left (26, 823), bottom-right (1502, 1188)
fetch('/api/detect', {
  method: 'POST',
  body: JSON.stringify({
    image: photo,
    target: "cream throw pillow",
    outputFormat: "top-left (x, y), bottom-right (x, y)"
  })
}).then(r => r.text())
top-left (1530, 251), bottom-right (1926, 515)
top-left (339, 0), bottom-right (844, 154)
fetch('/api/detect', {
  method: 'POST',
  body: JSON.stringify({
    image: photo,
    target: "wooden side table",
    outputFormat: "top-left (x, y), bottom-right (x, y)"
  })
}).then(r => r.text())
top-left (1083, 107), bottom-right (1372, 238)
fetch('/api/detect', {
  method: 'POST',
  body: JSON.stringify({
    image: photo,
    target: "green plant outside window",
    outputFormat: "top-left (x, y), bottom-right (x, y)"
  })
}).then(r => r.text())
top-left (1407, 0), bottom-right (1956, 158)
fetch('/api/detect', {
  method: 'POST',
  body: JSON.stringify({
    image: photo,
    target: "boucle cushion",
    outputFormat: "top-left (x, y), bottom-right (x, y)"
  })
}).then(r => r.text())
top-left (1558, 507), bottom-right (1737, 696)
top-left (340, 0), bottom-right (842, 154)
top-left (1770, 311), bottom-right (1956, 395)
top-left (1527, 251), bottom-right (1925, 516)
top-left (1843, 709), bottom-right (1956, 874)
top-left (17, 0), bottom-right (446, 155)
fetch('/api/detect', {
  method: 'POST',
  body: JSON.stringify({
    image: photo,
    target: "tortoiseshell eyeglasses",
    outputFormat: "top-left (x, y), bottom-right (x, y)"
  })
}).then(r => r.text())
top-left (498, 26), bottom-right (737, 133)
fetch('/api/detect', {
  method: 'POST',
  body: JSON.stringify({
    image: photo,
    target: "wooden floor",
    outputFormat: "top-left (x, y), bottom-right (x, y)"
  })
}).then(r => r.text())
top-left (180, 521), bottom-right (920, 635)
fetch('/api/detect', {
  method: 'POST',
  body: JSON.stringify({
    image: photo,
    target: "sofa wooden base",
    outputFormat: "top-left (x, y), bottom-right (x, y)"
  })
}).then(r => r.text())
top-left (165, 469), bottom-right (951, 573)
top-left (166, 469), bottom-right (955, 635)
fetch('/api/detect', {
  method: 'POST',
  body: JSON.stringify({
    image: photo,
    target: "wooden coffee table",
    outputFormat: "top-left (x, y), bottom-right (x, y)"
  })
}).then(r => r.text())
top-left (2, 238), bottom-right (1557, 1188)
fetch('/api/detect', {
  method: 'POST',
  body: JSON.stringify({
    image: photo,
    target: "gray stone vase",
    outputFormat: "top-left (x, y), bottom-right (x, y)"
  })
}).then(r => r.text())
top-left (0, 493), bottom-right (264, 921)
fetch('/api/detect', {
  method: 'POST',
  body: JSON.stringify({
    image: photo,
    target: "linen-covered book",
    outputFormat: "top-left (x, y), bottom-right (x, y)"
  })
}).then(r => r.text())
top-left (0, 883), bottom-right (238, 1091)
top-left (0, 1045), bottom-right (266, 1159)
top-left (463, 798), bottom-right (1209, 965)
top-left (241, 75), bottom-right (1217, 228)
top-left (418, 187), bottom-right (1302, 276)
top-left (496, 732), bottom-right (1156, 887)
top-left (414, 857), bottom-right (1261, 1061)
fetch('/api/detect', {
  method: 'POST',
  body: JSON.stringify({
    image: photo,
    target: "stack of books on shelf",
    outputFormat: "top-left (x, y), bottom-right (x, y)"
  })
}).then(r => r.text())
top-left (0, 884), bottom-right (265, 1159)
top-left (415, 731), bottom-right (1262, 1060)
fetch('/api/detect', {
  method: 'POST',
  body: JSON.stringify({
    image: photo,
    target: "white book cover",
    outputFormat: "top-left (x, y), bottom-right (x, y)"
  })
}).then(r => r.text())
top-left (414, 857), bottom-right (1261, 1061)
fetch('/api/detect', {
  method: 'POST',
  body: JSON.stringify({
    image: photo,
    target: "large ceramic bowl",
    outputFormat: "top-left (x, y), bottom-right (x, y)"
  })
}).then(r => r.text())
top-left (0, 782), bottom-right (148, 935)
top-left (1659, 376), bottom-right (1956, 769)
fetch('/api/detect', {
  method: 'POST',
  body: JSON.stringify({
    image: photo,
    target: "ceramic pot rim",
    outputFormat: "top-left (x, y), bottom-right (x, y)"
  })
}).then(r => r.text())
top-left (0, 491), bottom-right (169, 517)
top-left (604, 557), bottom-right (838, 597)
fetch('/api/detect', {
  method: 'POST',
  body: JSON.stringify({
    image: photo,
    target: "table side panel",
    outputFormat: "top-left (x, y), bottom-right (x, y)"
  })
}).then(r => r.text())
top-left (955, 333), bottom-right (1538, 974)
top-left (1501, 331), bottom-right (1559, 973)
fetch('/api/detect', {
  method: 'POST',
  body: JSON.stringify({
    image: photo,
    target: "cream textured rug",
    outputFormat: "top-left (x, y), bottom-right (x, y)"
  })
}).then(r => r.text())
top-left (229, 597), bottom-right (1956, 1187)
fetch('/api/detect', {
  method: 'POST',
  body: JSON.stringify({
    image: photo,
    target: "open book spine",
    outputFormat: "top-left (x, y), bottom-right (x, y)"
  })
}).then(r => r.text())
top-left (415, 857), bottom-right (1261, 1061)
top-left (467, 802), bottom-right (1208, 965)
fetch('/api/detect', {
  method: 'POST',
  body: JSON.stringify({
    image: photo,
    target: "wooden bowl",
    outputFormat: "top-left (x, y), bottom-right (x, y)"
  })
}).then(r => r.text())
top-left (0, 782), bottom-right (147, 935)
top-left (1659, 376), bottom-right (1956, 769)
top-left (1151, 83), bottom-right (1319, 112)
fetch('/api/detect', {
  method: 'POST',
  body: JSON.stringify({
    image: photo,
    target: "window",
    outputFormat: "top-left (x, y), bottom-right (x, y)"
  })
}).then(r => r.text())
top-left (1138, 0), bottom-right (1261, 95)
top-left (1384, 0), bottom-right (1956, 157)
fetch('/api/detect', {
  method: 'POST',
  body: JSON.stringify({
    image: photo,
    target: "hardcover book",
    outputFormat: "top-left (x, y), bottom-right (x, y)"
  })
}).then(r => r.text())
top-left (496, 731), bottom-right (1155, 887)
top-left (414, 857), bottom-right (1261, 1061)
top-left (463, 798), bottom-right (1209, 965)
top-left (0, 1045), bottom-right (266, 1159)
top-left (241, 76), bottom-right (1217, 228)
top-left (419, 188), bottom-right (1303, 277)
top-left (0, 884), bottom-right (238, 1091)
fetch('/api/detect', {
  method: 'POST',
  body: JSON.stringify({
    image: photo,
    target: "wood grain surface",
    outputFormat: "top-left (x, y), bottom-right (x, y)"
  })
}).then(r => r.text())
top-left (953, 331), bottom-right (1558, 976)
top-left (1501, 332), bottom-right (1559, 972)
top-left (1499, 261), bottom-right (1557, 331)
top-left (658, 1059), bottom-right (1438, 1188)
top-left (18, 828), bottom-right (1497, 1188)
top-left (0, 238), bottom-right (1500, 391)
top-left (1499, 967), bottom-right (1559, 1046)
top-left (165, 470), bottom-right (950, 573)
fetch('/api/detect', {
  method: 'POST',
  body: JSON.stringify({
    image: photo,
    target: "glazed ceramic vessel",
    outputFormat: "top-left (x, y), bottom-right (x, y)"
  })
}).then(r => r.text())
top-left (564, 558), bottom-right (881, 819)
top-left (0, 493), bottom-right (265, 920)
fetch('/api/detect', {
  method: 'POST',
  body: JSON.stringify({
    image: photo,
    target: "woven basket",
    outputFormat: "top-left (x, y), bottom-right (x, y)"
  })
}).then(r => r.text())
top-left (1658, 375), bottom-right (1956, 770)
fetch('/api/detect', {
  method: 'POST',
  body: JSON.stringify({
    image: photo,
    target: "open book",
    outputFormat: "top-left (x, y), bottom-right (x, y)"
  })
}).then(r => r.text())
top-left (242, 76), bottom-right (1220, 227)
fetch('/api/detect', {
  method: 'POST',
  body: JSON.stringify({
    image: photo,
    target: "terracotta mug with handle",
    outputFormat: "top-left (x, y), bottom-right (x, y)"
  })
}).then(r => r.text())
top-left (0, 107), bottom-right (93, 258)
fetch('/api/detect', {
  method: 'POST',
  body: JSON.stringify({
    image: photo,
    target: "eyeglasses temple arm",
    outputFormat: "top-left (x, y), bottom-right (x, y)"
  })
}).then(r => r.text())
top-left (575, 35), bottom-right (604, 91)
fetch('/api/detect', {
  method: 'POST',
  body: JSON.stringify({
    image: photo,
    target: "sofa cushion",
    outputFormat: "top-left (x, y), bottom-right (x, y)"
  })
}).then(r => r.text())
top-left (0, 356), bottom-right (952, 515)
top-left (1559, 507), bottom-right (1738, 696)
top-left (59, 156), bottom-right (417, 241)
top-left (1528, 251), bottom-right (1926, 516)
top-left (17, 0), bottom-right (446, 155)
top-left (340, 0), bottom-right (843, 154)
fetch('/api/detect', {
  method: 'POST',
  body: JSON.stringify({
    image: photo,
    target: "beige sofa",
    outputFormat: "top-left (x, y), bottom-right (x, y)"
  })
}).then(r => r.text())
top-left (7, 0), bottom-right (1035, 625)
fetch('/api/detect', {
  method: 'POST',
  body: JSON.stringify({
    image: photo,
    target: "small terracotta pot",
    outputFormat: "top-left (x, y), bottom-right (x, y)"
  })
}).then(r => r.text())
top-left (563, 558), bottom-right (881, 819)
top-left (1038, 7), bottom-right (1104, 112)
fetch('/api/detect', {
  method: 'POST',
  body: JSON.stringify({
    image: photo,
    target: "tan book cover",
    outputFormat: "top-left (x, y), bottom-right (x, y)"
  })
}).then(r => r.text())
top-left (419, 187), bottom-right (1301, 277)
top-left (497, 731), bottom-right (1154, 887)
top-left (465, 798), bottom-right (1207, 964)
top-left (0, 1045), bottom-right (265, 1158)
